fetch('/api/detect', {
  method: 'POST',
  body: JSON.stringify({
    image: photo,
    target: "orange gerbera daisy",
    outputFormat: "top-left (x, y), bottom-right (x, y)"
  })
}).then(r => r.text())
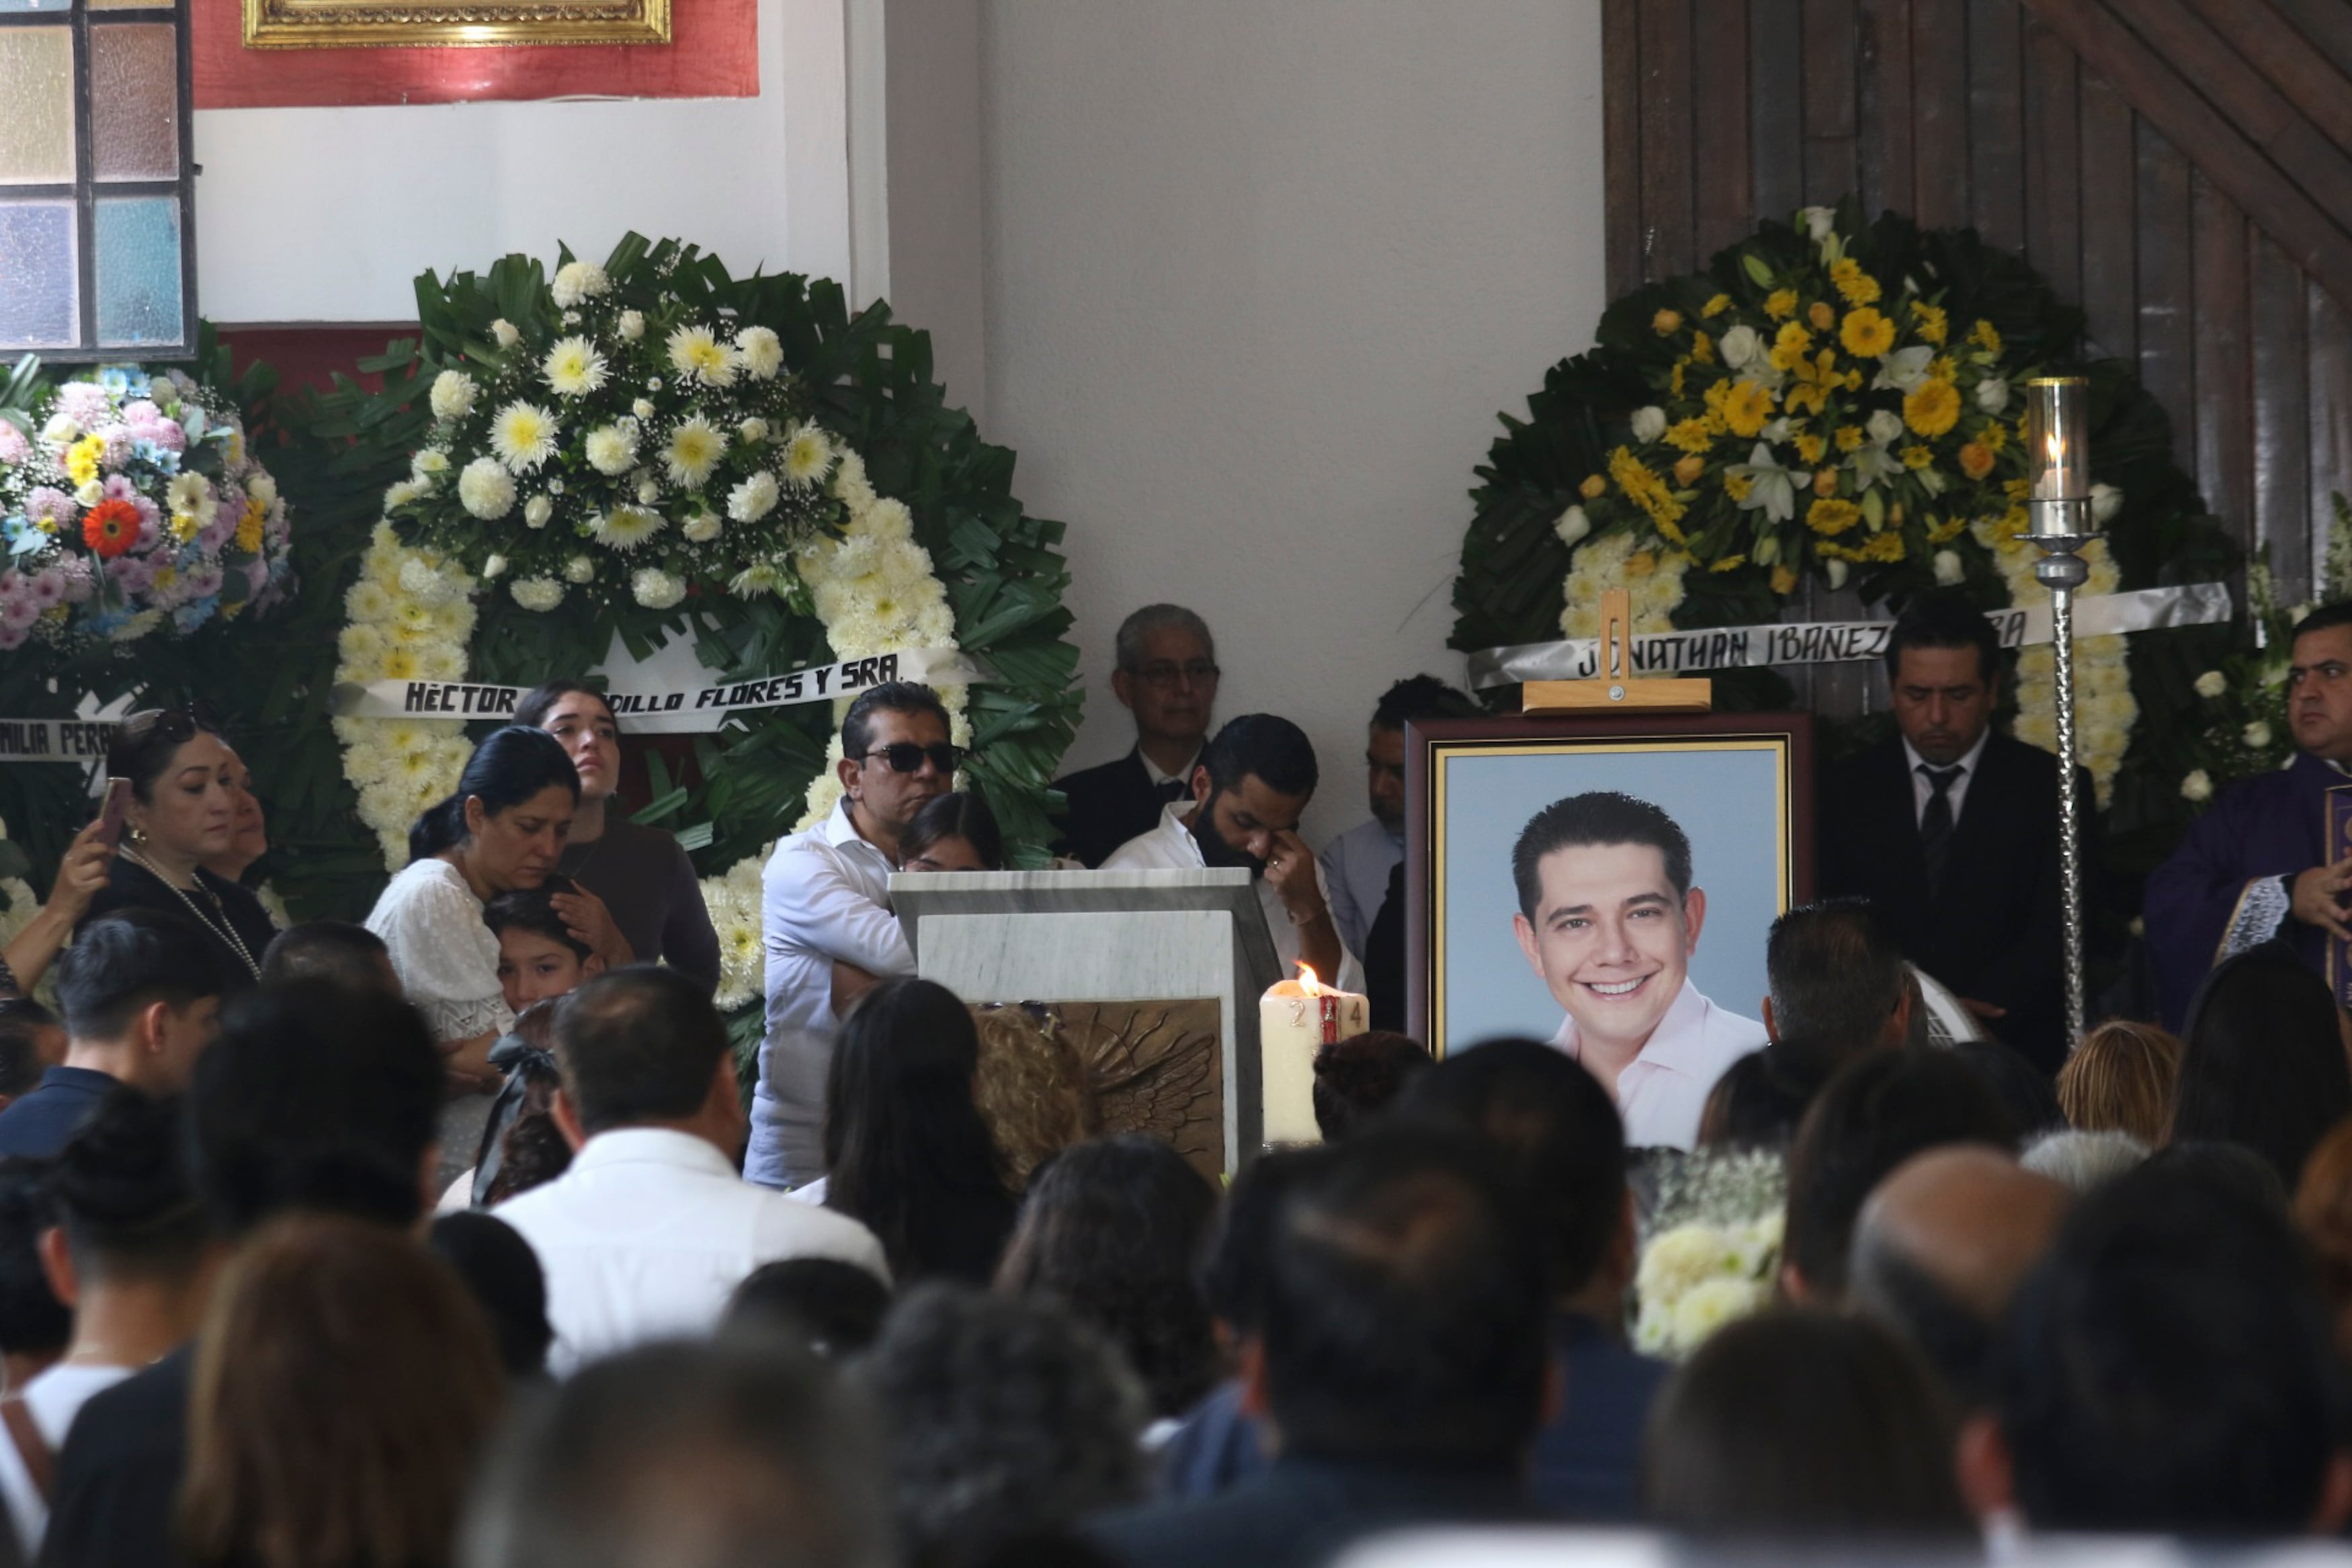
top-left (81, 499), bottom-right (141, 559)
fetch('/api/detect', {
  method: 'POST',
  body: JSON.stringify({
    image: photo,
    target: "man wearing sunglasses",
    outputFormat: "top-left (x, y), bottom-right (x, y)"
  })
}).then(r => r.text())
top-left (1102, 713), bottom-right (1363, 993)
top-left (752, 681), bottom-right (961, 1188)
top-left (1054, 605), bottom-right (1221, 868)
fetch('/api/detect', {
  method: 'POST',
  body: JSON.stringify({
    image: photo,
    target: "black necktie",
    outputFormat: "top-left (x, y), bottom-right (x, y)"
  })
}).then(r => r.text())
top-left (1155, 777), bottom-right (1188, 805)
top-left (1918, 764), bottom-right (1963, 896)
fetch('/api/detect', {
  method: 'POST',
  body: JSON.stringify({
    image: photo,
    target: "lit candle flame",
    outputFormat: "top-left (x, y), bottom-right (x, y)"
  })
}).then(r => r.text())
top-left (1295, 961), bottom-right (1324, 997)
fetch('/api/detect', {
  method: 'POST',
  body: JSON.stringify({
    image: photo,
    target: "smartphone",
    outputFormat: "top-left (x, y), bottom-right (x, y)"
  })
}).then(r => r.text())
top-left (94, 777), bottom-right (132, 850)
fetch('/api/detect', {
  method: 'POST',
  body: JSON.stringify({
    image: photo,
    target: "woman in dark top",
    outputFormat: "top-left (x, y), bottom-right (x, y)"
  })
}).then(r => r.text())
top-left (824, 977), bottom-right (1018, 1284)
top-left (81, 707), bottom-right (277, 989)
top-left (515, 681), bottom-right (720, 992)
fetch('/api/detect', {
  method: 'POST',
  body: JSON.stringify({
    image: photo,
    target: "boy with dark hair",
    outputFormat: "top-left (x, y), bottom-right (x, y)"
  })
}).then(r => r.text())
top-left (0, 1001), bottom-right (65, 1114)
top-left (484, 877), bottom-right (604, 1017)
top-left (257, 920), bottom-right (400, 995)
top-left (0, 910), bottom-right (222, 1159)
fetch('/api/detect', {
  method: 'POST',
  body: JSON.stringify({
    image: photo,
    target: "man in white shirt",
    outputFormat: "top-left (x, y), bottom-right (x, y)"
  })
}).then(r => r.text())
top-left (1511, 791), bottom-right (1764, 1149)
top-left (752, 681), bottom-right (958, 1188)
top-left (497, 969), bottom-right (888, 1375)
top-left (0, 1086), bottom-right (217, 1559)
top-left (1102, 713), bottom-right (1363, 990)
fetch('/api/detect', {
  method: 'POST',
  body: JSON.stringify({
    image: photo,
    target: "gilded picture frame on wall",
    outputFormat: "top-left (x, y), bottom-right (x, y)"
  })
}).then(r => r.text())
top-left (241, 0), bottom-right (669, 50)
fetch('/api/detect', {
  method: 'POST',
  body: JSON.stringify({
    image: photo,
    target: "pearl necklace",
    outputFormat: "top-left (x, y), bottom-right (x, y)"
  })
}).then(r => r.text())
top-left (118, 845), bottom-right (261, 980)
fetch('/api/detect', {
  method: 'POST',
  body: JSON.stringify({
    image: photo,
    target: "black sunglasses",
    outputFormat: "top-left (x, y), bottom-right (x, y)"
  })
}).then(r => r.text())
top-left (862, 742), bottom-right (966, 775)
top-left (140, 701), bottom-right (222, 745)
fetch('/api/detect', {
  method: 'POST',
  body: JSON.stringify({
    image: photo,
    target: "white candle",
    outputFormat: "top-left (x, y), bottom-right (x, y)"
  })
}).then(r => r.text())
top-left (1258, 963), bottom-right (1368, 1146)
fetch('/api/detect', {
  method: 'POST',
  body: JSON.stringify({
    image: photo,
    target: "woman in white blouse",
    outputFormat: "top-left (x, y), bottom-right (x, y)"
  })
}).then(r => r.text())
top-left (366, 726), bottom-right (585, 1112)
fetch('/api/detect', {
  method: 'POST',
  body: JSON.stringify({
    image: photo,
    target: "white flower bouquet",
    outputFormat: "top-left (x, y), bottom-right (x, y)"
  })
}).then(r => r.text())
top-left (0, 361), bottom-right (292, 649)
top-left (1632, 1146), bottom-right (1788, 1358)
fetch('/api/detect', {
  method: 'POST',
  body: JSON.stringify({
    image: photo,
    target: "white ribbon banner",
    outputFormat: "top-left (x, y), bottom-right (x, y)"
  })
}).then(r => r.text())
top-left (329, 645), bottom-right (986, 729)
top-left (0, 717), bottom-right (120, 765)
top-left (1464, 582), bottom-right (2234, 689)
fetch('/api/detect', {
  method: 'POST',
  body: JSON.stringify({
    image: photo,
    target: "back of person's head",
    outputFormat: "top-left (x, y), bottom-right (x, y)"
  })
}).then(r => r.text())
top-left (1885, 587), bottom-right (2000, 684)
top-left (409, 725), bottom-right (578, 863)
top-left (1781, 1048), bottom-right (2015, 1303)
top-left (2058, 1019), bottom-right (2181, 1145)
top-left (1370, 675), bottom-right (1479, 732)
top-left (970, 1006), bottom-right (1096, 1186)
top-left (995, 1135), bottom-right (1220, 1417)
top-left (1984, 1162), bottom-right (2351, 1534)
top-left (428, 1212), bottom-right (552, 1380)
top-left (841, 681), bottom-right (951, 758)
top-left (1199, 713), bottom-right (1317, 797)
top-left (899, 792), bottom-right (1005, 871)
top-left (1390, 1037), bottom-right (1626, 1299)
top-left (2296, 1119), bottom-right (2352, 1363)
top-left (481, 877), bottom-right (593, 959)
top-left (257, 921), bottom-right (396, 994)
top-left (1951, 1038), bottom-right (2066, 1141)
top-left (552, 967), bottom-right (728, 1136)
top-left (824, 979), bottom-right (1005, 1278)
top-left (54, 908), bottom-right (222, 1041)
top-left (2173, 945), bottom-right (2352, 1189)
top-left (858, 1283), bottom-right (1146, 1564)
top-left (1259, 1127), bottom-right (1548, 1467)
top-left (1194, 1146), bottom-right (1312, 1336)
top-left (1310, 1030), bottom-right (1433, 1141)
top-left (52, 1086), bottom-right (209, 1287)
top-left (1764, 899), bottom-right (1910, 1063)
top-left (1698, 1044), bottom-right (1829, 1151)
top-left (725, 1258), bottom-right (892, 1359)
top-left (1847, 1145), bottom-right (2072, 1404)
top-left (1644, 1308), bottom-right (1971, 1535)
top-left (183, 1213), bottom-right (505, 1568)
top-left (191, 981), bottom-right (443, 1237)
top-left (0, 1160), bottom-right (66, 1361)
top-left (2019, 1128), bottom-right (2147, 1193)
top-left (1512, 791), bottom-right (1692, 919)
top-left (0, 999), bottom-right (60, 1101)
top-left (464, 1338), bottom-right (894, 1568)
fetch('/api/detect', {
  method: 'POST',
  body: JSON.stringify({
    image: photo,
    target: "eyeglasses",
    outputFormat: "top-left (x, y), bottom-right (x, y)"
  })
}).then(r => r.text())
top-left (862, 742), bottom-right (966, 775)
top-left (1135, 660), bottom-right (1220, 690)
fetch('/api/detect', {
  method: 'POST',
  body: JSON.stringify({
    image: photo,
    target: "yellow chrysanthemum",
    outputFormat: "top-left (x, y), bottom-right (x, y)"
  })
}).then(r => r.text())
top-left (1980, 422), bottom-right (2007, 454)
top-left (1861, 531), bottom-right (1904, 562)
top-left (1765, 290), bottom-right (1798, 320)
top-left (1769, 322), bottom-right (1814, 373)
top-left (1969, 319), bottom-right (2003, 355)
top-left (64, 436), bottom-right (103, 486)
top-left (1830, 257), bottom-right (1882, 305)
top-left (1665, 418), bottom-right (1714, 455)
top-left (1691, 332), bottom-right (1715, 365)
top-left (1609, 446), bottom-right (1687, 537)
top-left (1711, 554), bottom-right (1747, 573)
top-left (1808, 498), bottom-right (1861, 536)
top-left (1835, 425), bottom-right (1864, 453)
top-left (1910, 300), bottom-right (1949, 346)
top-left (1839, 307), bottom-right (1895, 357)
top-left (1702, 294), bottom-right (1732, 318)
top-left (1904, 379), bottom-right (1962, 437)
top-left (169, 512), bottom-right (202, 544)
top-left (1927, 515), bottom-right (1968, 543)
top-left (235, 498), bottom-right (266, 554)
top-left (1724, 472), bottom-right (1755, 503)
top-left (666, 325), bottom-right (739, 388)
top-left (1670, 360), bottom-right (1689, 398)
top-left (1903, 445), bottom-right (1935, 470)
top-left (1721, 380), bottom-right (1773, 439)
top-left (1796, 433), bottom-right (1826, 465)
top-left (2004, 478), bottom-right (2031, 501)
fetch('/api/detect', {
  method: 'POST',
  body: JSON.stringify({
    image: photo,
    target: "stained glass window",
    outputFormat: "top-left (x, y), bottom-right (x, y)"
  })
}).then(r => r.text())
top-left (0, 0), bottom-right (192, 359)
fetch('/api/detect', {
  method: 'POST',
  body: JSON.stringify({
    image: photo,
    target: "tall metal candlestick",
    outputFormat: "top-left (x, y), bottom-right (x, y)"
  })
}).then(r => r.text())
top-left (2026, 376), bottom-right (2093, 1045)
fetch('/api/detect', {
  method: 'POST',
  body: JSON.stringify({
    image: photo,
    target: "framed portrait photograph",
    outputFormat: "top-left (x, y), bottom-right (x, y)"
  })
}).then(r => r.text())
top-left (241, 0), bottom-right (669, 50)
top-left (1404, 713), bottom-right (1813, 1060)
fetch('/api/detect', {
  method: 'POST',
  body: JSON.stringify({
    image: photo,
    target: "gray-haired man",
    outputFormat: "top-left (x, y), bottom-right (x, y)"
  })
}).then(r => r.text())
top-left (1053, 604), bottom-right (1220, 867)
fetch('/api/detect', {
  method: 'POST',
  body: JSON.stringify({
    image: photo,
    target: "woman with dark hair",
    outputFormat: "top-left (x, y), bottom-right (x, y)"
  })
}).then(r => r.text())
top-left (179, 1213), bottom-right (505, 1568)
top-left (822, 977), bottom-right (1017, 1284)
top-left (899, 792), bottom-right (1005, 873)
top-left (1642, 1309), bottom-right (1971, 1536)
top-left (2171, 942), bottom-right (2352, 1190)
top-left (81, 705), bottom-right (277, 988)
top-left (365, 728), bottom-right (577, 1169)
top-left (1697, 1043), bottom-right (1828, 1151)
top-left (994, 1135), bottom-right (1221, 1421)
top-left (515, 681), bottom-right (717, 988)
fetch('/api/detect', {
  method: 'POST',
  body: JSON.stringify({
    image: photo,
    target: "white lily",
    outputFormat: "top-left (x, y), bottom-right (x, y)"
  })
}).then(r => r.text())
top-left (1726, 443), bottom-right (1797, 524)
top-left (1873, 346), bottom-right (1935, 393)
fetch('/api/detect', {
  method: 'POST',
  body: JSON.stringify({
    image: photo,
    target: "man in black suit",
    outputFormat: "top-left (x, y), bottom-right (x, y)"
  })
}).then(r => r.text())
top-left (1818, 592), bottom-right (2091, 1074)
top-left (1052, 604), bottom-right (1219, 867)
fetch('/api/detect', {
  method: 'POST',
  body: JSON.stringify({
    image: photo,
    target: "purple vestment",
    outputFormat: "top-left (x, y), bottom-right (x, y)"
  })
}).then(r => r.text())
top-left (2142, 750), bottom-right (2342, 1031)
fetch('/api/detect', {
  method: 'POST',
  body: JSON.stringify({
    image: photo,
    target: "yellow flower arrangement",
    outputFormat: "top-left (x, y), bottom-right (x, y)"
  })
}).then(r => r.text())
top-left (1903, 379), bottom-right (1962, 437)
top-left (1721, 380), bottom-right (1773, 438)
top-left (1806, 498), bottom-right (1861, 535)
top-left (1910, 300), bottom-right (1948, 345)
top-left (1839, 307), bottom-right (1895, 357)
top-left (1764, 289), bottom-right (1798, 320)
top-left (1665, 417), bottom-right (1714, 455)
top-left (1830, 257), bottom-right (1882, 305)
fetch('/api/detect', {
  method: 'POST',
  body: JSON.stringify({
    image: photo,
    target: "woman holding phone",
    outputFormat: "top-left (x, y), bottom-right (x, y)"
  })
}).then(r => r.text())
top-left (79, 707), bottom-right (278, 989)
top-left (0, 817), bottom-right (112, 998)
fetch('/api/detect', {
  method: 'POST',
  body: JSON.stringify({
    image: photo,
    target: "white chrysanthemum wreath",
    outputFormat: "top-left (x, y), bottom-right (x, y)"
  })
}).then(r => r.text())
top-left (331, 439), bottom-right (968, 1012)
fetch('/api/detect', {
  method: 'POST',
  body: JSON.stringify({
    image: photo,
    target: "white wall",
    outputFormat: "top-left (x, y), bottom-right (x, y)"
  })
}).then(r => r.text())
top-left (191, 0), bottom-right (853, 322)
top-left (980, 0), bottom-right (1609, 846)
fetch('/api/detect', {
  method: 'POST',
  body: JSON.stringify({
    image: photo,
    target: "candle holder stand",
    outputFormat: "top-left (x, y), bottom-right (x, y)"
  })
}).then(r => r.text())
top-left (2031, 507), bottom-right (2093, 1047)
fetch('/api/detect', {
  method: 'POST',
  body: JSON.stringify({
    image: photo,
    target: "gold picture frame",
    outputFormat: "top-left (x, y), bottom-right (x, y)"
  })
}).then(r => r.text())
top-left (242, 0), bottom-right (669, 50)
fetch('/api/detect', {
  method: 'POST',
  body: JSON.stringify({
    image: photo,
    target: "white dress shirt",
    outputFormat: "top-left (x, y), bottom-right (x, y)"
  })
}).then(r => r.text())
top-left (1902, 729), bottom-right (1991, 828)
top-left (1100, 801), bottom-right (1366, 992)
top-left (495, 1127), bottom-right (888, 1376)
top-left (1548, 977), bottom-right (1765, 1150)
top-left (751, 799), bottom-right (916, 1188)
top-left (0, 1361), bottom-right (133, 1558)
top-left (1317, 817), bottom-right (1404, 961)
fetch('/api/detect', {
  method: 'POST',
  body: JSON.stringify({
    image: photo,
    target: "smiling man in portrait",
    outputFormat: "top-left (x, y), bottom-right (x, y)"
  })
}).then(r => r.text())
top-left (1510, 790), bottom-right (1765, 1149)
